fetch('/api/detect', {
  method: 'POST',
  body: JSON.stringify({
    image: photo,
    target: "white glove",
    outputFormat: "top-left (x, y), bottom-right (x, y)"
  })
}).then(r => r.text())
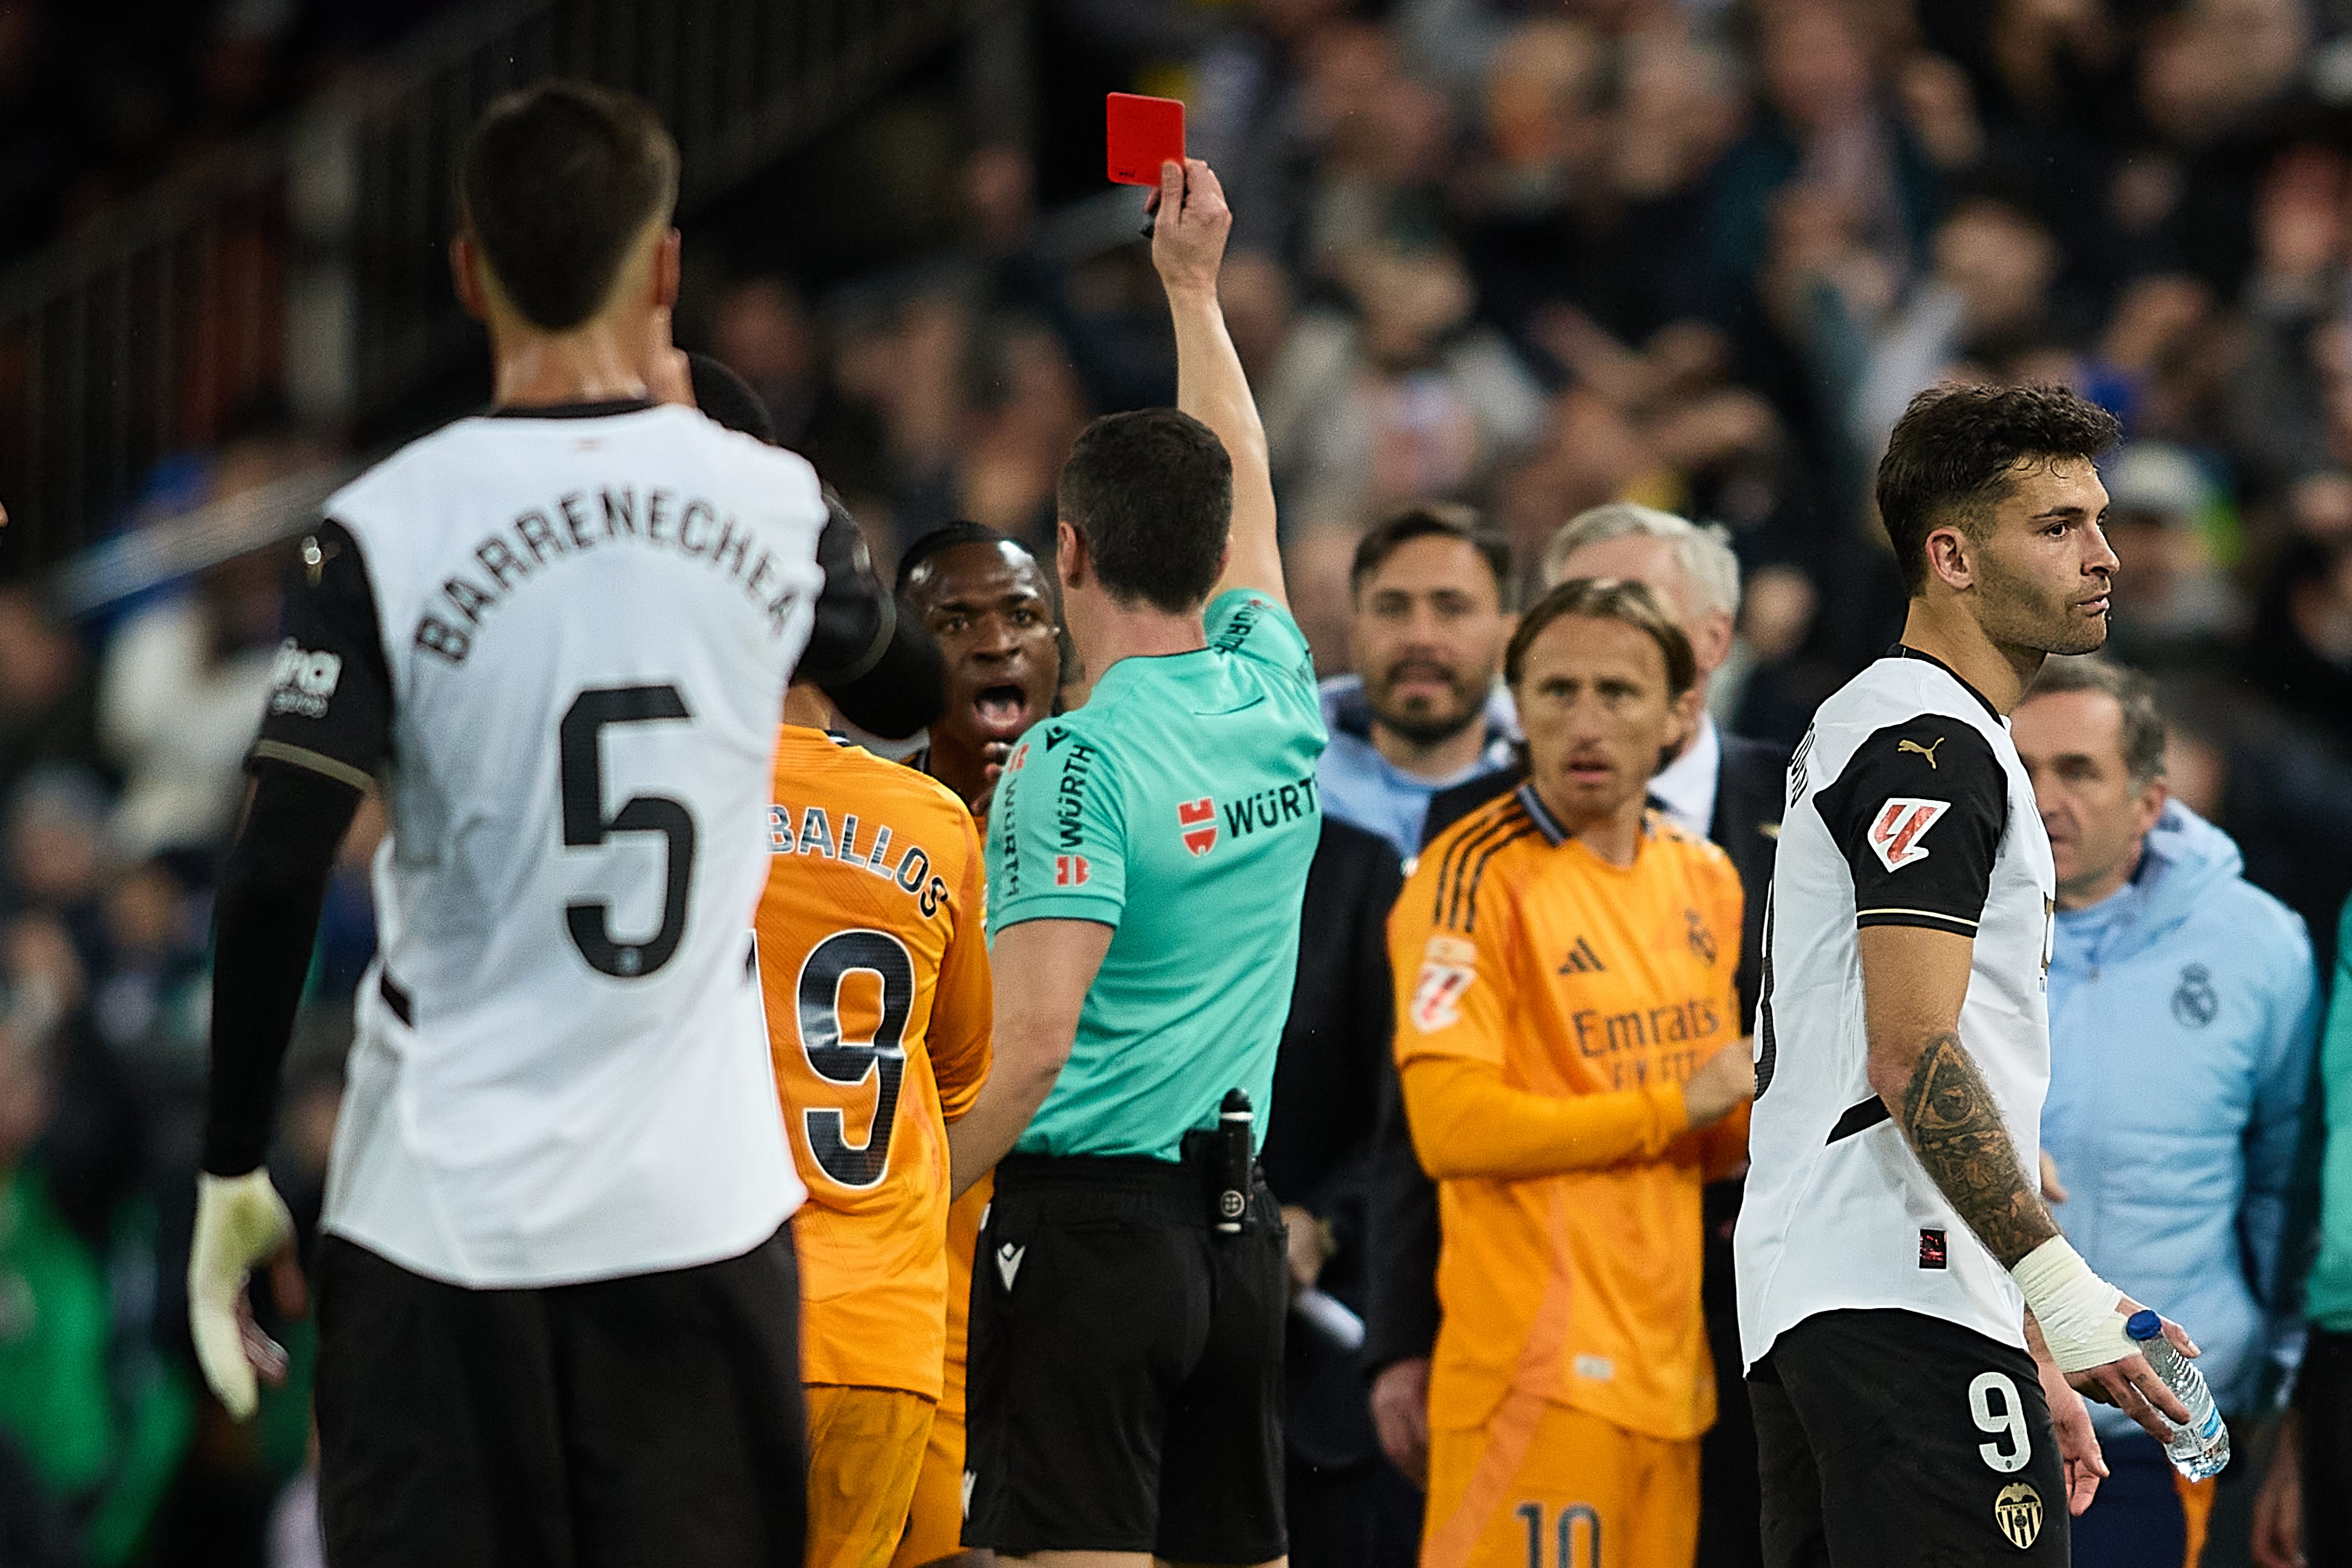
top-left (187, 1169), bottom-right (296, 1421)
top-left (2013, 1236), bottom-right (2135, 1374)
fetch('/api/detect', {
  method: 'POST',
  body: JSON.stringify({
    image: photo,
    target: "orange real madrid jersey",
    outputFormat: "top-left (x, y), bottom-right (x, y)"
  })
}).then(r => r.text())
top-left (1391, 783), bottom-right (1746, 1443)
top-left (756, 726), bottom-right (993, 1398)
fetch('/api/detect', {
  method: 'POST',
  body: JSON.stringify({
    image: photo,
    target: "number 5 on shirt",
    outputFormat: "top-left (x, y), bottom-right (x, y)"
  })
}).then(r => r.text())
top-left (559, 684), bottom-right (697, 979)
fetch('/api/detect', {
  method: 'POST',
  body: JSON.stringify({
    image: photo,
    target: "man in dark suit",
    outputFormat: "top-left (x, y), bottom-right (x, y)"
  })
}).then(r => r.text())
top-left (1266, 814), bottom-right (1422, 1568)
top-left (1365, 504), bottom-right (1786, 1568)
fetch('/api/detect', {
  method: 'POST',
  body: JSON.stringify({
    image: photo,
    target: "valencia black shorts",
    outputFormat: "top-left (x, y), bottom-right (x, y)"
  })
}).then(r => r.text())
top-left (1750, 1308), bottom-right (2070, 1568)
top-left (314, 1225), bottom-right (807, 1568)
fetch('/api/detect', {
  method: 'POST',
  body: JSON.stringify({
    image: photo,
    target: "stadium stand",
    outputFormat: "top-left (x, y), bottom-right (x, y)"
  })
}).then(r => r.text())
top-left (6, 2), bottom-right (2352, 1564)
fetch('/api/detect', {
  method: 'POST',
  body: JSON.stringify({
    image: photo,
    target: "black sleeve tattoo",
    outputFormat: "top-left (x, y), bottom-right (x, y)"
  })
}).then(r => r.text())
top-left (1897, 1032), bottom-right (2057, 1269)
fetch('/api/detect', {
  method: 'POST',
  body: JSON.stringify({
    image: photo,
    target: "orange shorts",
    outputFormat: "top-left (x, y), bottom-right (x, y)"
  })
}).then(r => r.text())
top-left (2178, 1468), bottom-right (2216, 1567)
top-left (1422, 1395), bottom-right (1700, 1568)
top-left (806, 1385), bottom-right (936, 1568)
top-left (889, 1175), bottom-right (989, 1568)
top-left (891, 1392), bottom-right (968, 1567)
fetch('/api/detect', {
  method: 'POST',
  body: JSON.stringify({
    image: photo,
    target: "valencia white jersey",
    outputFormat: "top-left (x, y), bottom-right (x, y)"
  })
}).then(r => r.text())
top-left (1734, 649), bottom-right (2057, 1365)
top-left (253, 400), bottom-right (848, 1287)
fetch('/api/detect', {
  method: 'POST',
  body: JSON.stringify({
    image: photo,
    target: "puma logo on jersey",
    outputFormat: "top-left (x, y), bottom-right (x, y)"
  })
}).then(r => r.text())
top-left (1898, 737), bottom-right (1945, 768)
top-left (1558, 937), bottom-right (1607, 975)
top-left (996, 1242), bottom-right (1025, 1289)
top-left (1868, 798), bottom-right (1950, 871)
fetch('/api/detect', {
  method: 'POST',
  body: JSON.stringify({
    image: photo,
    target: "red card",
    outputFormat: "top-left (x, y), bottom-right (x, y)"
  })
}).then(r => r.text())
top-left (1106, 93), bottom-right (1185, 187)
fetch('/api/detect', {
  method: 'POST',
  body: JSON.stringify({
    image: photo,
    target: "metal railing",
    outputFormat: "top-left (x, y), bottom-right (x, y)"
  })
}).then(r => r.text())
top-left (4, 0), bottom-right (1007, 594)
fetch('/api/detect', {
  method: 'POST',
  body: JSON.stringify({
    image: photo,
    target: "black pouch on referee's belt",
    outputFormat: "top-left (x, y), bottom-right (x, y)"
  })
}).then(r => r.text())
top-left (1178, 1088), bottom-right (1258, 1233)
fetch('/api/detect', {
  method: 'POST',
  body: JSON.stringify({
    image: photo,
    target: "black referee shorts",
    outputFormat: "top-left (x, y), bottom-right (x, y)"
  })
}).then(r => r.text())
top-left (314, 1226), bottom-right (807, 1568)
top-left (963, 1153), bottom-right (1288, 1564)
top-left (1750, 1308), bottom-right (2069, 1568)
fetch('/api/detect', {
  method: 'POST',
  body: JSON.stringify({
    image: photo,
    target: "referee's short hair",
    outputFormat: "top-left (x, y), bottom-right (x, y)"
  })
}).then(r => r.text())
top-left (1877, 384), bottom-right (2121, 596)
top-left (1057, 409), bottom-right (1231, 614)
top-left (459, 80), bottom-right (680, 331)
top-left (2026, 655), bottom-right (2167, 786)
top-left (1506, 578), bottom-right (1696, 700)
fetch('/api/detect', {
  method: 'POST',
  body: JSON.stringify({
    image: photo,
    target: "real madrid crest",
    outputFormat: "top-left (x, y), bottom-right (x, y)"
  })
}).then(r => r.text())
top-left (1685, 908), bottom-right (1717, 965)
top-left (1994, 1481), bottom-right (2043, 1550)
top-left (2172, 964), bottom-right (2219, 1029)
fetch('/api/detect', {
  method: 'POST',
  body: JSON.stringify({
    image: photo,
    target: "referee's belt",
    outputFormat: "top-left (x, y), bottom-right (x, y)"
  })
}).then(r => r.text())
top-left (994, 1148), bottom-right (1269, 1229)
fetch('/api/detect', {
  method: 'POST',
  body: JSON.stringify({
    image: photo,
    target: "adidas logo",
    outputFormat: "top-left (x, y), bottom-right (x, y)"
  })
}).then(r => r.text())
top-left (1557, 937), bottom-right (1607, 975)
top-left (996, 1241), bottom-right (1025, 1290)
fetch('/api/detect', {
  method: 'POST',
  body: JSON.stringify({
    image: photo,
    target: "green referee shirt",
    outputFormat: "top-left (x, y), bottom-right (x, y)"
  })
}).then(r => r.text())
top-left (2306, 896), bottom-right (2352, 1331)
top-left (984, 588), bottom-right (1328, 1160)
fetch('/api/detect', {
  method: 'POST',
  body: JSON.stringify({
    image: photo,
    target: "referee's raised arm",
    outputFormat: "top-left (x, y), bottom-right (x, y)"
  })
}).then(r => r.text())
top-left (1150, 157), bottom-right (1285, 609)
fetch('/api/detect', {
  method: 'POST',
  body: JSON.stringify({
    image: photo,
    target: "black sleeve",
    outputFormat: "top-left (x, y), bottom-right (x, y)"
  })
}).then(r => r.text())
top-left (248, 518), bottom-right (393, 789)
top-left (201, 765), bottom-right (362, 1174)
top-left (1812, 718), bottom-right (2008, 937)
top-left (1315, 836), bottom-right (1404, 1265)
top-left (1362, 1057), bottom-right (1443, 1372)
top-left (797, 496), bottom-right (944, 740)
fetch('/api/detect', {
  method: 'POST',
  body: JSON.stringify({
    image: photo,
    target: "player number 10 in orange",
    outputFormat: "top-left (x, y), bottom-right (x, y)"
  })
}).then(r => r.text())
top-left (1515, 1502), bottom-right (1598, 1568)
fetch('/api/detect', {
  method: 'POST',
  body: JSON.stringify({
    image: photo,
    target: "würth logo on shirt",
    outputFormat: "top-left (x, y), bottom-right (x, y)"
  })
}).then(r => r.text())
top-left (1054, 855), bottom-right (1090, 887)
top-left (1177, 797), bottom-right (1218, 856)
top-left (1867, 798), bottom-right (1949, 872)
top-left (1557, 937), bottom-right (1607, 975)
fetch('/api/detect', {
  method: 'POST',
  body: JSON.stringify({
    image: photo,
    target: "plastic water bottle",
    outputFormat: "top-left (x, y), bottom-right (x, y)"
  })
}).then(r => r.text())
top-left (2127, 1310), bottom-right (2230, 1480)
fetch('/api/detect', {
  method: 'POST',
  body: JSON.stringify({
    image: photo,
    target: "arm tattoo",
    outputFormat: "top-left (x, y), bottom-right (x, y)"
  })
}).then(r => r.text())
top-left (1897, 1032), bottom-right (2057, 1269)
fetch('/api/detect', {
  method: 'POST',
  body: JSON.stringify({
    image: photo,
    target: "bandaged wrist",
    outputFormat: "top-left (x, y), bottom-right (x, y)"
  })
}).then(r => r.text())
top-left (2013, 1235), bottom-right (2132, 1373)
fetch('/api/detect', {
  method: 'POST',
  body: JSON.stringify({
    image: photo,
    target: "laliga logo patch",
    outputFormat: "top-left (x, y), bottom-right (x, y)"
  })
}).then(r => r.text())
top-left (1993, 1482), bottom-right (2043, 1549)
top-left (1410, 935), bottom-right (1478, 1032)
top-left (1867, 797), bottom-right (1949, 872)
top-left (1178, 796), bottom-right (1218, 856)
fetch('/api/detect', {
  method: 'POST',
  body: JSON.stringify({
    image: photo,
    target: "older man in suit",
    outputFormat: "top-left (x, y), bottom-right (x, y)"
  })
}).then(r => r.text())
top-left (1366, 503), bottom-right (1786, 1568)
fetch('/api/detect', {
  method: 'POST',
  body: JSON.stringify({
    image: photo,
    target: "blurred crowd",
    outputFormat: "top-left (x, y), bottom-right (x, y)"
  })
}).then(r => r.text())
top-left (0, 0), bottom-right (462, 266)
top-left (739, 0), bottom-right (2352, 959)
top-left (5, 0), bottom-right (2352, 1561)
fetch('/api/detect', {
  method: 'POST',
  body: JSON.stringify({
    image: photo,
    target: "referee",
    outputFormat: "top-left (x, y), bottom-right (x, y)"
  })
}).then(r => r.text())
top-left (185, 82), bottom-right (939, 1567)
top-left (946, 156), bottom-right (1324, 1567)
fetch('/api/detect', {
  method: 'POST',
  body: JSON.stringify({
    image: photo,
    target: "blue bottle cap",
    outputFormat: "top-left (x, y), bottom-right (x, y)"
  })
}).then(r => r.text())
top-left (2126, 1309), bottom-right (2163, 1341)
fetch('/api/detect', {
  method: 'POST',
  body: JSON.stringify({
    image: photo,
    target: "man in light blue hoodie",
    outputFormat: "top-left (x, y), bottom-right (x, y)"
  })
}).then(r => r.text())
top-left (2015, 657), bottom-right (2320, 1568)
